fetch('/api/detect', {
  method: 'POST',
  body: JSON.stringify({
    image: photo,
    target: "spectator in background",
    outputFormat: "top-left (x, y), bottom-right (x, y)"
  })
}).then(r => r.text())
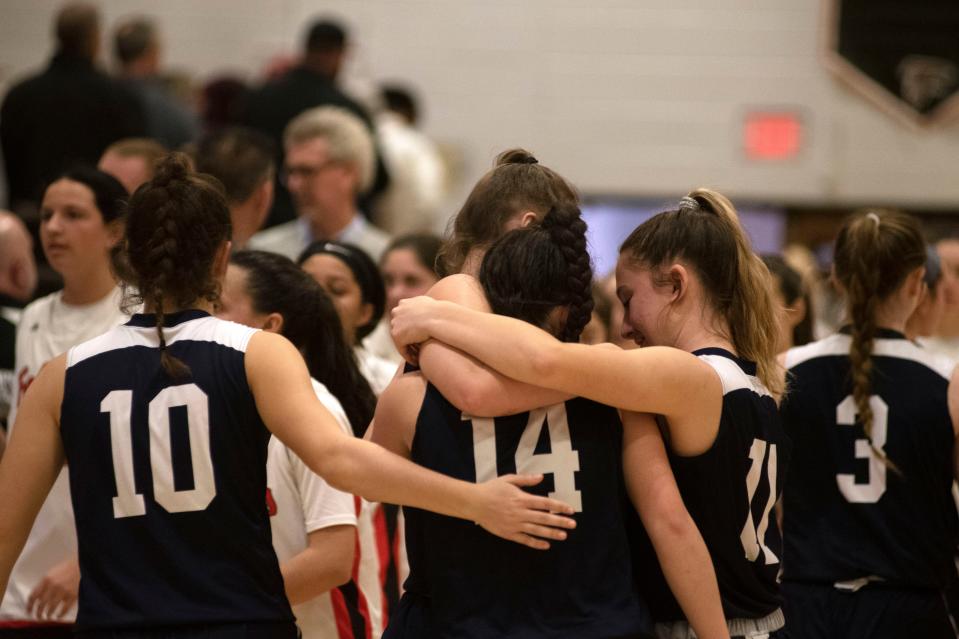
top-left (0, 212), bottom-right (37, 442)
top-left (907, 246), bottom-right (946, 342)
top-left (372, 85), bottom-right (447, 234)
top-left (297, 240), bottom-right (395, 396)
top-left (921, 238), bottom-right (959, 359)
top-left (113, 17), bottom-right (198, 150)
top-left (0, 3), bottom-right (145, 216)
top-left (200, 76), bottom-right (249, 132)
top-left (762, 254), bottom-right (813, 353)
top-left (366, 233), bottom-right (443, 363)
top-left (243, 18), bottom-right (389, 229)
top-left (194, 127), bottom-right (275, 250)
top-left (250, 107), bottom-right (390, 261)
top-left (97, 138), bottom-right (167, 195)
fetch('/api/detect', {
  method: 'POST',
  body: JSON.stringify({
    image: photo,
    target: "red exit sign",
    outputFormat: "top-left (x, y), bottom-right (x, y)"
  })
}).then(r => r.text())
top-left (744, 111), bottom-right (803, 160)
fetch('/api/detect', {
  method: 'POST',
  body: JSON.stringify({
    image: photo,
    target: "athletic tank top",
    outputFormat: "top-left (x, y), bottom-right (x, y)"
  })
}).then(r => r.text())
top-left (781, 330), bottom-right (958, 587)
top-left (401, 381), bottom-right (651, 638)
top-left (60, 310), bottom-right (293, 629)
top-left (633, 348), bottom-right (788, 622)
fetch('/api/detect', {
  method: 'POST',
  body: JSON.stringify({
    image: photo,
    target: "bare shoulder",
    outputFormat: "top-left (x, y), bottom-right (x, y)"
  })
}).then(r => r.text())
top-left (371, 371), bottom-right (427, 454)
top-left (427, 274), bottom-right (489, 311)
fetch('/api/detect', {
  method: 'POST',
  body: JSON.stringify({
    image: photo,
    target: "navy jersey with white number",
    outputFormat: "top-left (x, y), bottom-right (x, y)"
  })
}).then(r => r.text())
top-left (780, 330), bottom-right (959, 587)
top-left (399, 383), bottom-right (651, 639)
top-left (633, 348), bottom-right (789, 622)
top-left (60, 310), bottom-right (293, 630)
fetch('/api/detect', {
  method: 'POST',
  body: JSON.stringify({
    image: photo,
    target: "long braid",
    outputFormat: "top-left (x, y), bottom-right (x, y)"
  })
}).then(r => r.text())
top-left (834, 210), bottom-right (925, 473)
top-left (541, 203), bottom-right (594, 342)
top-left (115, 152), bottom-right (231, 379)
top-left (143, 182), bottom-right (190, 378)
top-left (846, 227), bottom-right (881, 446)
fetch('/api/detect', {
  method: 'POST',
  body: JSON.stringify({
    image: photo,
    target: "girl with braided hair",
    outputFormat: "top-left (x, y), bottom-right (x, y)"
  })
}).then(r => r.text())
top-left (0, 153), bottom-right (578, 639)
top-left (780, 210), bottom-right (959, 639)
top-left (393, 188), bottom-right (789, 639)
top-left (372, 201), bottom-right (728, 639)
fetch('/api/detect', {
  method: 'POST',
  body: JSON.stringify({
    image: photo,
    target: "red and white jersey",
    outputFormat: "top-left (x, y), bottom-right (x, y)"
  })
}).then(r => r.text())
top-left (0, 288), bottom-right (128, 624)
top-left (269, 379), bottom-right (381, 639)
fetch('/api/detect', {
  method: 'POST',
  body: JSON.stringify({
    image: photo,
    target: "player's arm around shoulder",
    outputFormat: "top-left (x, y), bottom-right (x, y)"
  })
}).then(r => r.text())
top-left (245, 331), bottom-right (352, 481)
top-left (247, 331), bottom-right (577, 549)
top-left (419, 275), bottom-right (571, 417)
top-left (546, 345), bottom-right (722, 453)
top-left (0, 354), bottom-right (67, 594)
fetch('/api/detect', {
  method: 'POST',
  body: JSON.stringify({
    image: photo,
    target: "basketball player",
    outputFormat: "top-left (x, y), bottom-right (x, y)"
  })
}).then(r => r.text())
top-left (779, 210), bottom-right (959, 638)
top-left (392, 189), bottom-right (789, 639)
top-left (0, 167), bottom-right (129, 637)
top-left (218, 250), bottom-right (381, 638)
top-left (404, 148), bottom-right (582, 418)
top-left (374, 202), bottom-right (728, 638)
top-left (0, 154), bottom-right (576, 638)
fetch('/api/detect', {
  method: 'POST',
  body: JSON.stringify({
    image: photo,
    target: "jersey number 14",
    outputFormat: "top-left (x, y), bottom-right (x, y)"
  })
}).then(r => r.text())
top-left (101, 383), bottom-right (216, 519)
top-left (466, 404), bottom-right (583, 512)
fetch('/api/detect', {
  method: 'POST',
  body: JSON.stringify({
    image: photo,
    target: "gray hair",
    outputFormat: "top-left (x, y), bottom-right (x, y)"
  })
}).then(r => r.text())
top-left (284, 106), bottom-right (374, 194)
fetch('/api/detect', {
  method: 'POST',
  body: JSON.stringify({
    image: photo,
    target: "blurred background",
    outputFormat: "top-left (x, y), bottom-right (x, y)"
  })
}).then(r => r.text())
top-left (2, 0), bottom-right (958, 275)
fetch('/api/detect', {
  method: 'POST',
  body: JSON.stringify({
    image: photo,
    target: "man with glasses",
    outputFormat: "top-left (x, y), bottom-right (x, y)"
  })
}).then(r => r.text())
top-left (249, 106), bottom-right (390, 262)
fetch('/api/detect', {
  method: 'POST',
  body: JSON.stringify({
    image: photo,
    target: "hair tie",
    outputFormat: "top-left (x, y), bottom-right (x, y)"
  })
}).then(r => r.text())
top-left (678, 196), bottom-right (699, 212)
top-left (866, 212), bottom-right (881, 227)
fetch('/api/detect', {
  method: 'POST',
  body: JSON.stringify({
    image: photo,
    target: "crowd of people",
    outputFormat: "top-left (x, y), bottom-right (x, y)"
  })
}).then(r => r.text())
top-left (0, 3), bottom-right (957, 639)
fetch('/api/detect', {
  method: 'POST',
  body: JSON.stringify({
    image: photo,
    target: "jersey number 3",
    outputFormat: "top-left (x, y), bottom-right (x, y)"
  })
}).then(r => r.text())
top-left (836, 394), bottom-right (888, 503)
top-left (101, 384), bottom-right (216, 519)
top-left (467, 404), bottom-right (583, 512)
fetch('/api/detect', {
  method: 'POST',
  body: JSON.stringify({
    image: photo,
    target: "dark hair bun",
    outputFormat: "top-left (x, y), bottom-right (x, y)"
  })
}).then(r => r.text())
top-left (151, 152), bottom-right (192, 188)
top-left (496, 148), bottom-right (538, 166)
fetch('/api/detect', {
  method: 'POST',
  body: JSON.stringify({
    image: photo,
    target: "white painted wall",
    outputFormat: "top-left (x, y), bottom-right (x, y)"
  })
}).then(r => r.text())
top-left (2, 0), bottom-right (958, 208)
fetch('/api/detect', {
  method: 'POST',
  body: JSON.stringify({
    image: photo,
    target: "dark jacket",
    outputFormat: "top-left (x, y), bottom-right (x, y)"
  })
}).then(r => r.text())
top-left (0, 53), bottom-right (147, 209)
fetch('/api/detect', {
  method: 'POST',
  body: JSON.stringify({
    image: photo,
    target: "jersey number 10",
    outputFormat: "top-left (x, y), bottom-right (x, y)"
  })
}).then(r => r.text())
top-left (101, 383), bottom-right (216, 519)
top-left (466, 404), bottom-right (583, 512)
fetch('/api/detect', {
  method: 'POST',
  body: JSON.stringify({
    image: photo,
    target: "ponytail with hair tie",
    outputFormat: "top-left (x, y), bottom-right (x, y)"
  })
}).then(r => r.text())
top-left (620, 187), bottom-right (784, 396)
top-left (834, 209), bottom-right (925, 473)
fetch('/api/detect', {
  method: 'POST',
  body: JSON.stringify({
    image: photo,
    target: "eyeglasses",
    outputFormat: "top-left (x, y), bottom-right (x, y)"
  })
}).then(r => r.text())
top-left (280, 159), bottom-right (340, 183)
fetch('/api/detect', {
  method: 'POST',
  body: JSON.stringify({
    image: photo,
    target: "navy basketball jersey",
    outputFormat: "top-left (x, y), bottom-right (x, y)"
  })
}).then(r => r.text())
top-left (60, 310), bottom-right (293, 629)
top-left (400, 383), bottom-right (650, 639)
top-left (635, 348), bottom-right (789, 622)
top-left (781, 330), bottom-right (959, 587)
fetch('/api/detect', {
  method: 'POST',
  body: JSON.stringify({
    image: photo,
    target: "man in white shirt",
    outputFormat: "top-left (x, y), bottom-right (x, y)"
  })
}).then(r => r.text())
top-left (250, 106), bottom-right (390, 262)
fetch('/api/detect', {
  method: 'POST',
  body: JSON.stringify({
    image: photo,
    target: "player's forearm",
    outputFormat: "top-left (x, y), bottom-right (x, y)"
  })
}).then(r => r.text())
top-left (421, 342), bottom-right (571, 417)
top-left (647, 515), bottom-right (729, 639)
top-left (281, 532), bottom-right (355, 605)
top-left (425, 302), bottom-right (562, 390)
top-left (320, 436), bottom-right (480, 522)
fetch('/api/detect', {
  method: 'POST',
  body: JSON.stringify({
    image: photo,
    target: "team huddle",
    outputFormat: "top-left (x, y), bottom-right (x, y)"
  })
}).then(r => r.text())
top-left (0, 148), bottom-right (956, 639)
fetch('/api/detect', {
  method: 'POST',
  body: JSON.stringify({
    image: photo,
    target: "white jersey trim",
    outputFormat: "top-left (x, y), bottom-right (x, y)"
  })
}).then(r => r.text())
top-left (786, 333), bottom-right (957, 381)
top-left (698, 354), bottom-right (772, 399)
top-left (67, 317), bottom-right (258, 369)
